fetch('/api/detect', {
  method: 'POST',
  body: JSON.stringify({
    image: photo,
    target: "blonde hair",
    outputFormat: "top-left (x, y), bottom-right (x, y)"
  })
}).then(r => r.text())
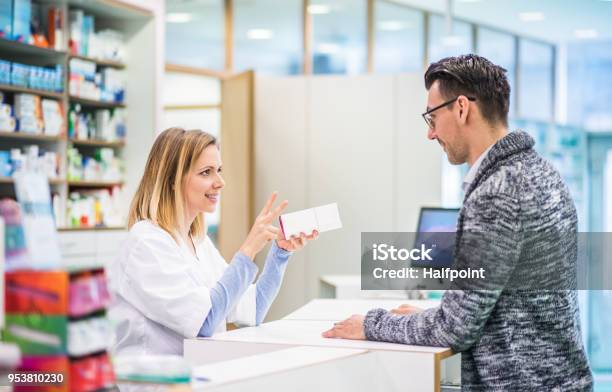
top-left (128, 127), bottom-right (218, 241)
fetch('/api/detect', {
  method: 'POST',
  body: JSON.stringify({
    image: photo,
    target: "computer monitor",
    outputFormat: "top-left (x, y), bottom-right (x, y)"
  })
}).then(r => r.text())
top-left (412, 207), bottom-right (460, 268)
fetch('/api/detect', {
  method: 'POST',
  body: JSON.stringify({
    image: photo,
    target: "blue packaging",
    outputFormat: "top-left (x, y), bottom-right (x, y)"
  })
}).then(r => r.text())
top-left (10, 63), bottom-right (27, 87)
top-left (53, 64), bottom-right (62, 92)
top-left (0, 59), bottom-right (10, 84)
top-left (11, 0), bottom-right (30, 43)
top-left (0, 150), bottom-right (11, 176)
top-left (0, 0), bottom-right (11, 38)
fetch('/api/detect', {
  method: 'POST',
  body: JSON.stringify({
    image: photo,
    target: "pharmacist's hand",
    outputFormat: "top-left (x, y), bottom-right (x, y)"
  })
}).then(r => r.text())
top-left (240, 192), bottom-right (288, 260)
top-left (276, 230), bottom-right (318, 252)
top-left (322, 315), bottom-right (366, 340)
top-left (390, 304), bottom-right (423, 315)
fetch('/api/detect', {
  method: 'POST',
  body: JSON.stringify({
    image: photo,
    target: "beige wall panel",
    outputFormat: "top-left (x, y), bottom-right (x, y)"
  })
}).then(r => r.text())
top-left (306, 75), bottom-right (396, 299)
top-left (394, 74), bottom-right (443, 232)
top-left (220, 71), bottom-right (254, 260)
top-left (254, 75), bottom-right (309, 320)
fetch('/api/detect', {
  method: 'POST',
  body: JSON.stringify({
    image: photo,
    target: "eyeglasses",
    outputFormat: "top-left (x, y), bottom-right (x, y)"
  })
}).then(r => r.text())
top-left (422, 96), bottom-right (476, 130)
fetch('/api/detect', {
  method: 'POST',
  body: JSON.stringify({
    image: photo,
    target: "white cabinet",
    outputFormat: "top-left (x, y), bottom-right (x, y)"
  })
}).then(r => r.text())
top-left (58, 230), bottom-right (127, 271)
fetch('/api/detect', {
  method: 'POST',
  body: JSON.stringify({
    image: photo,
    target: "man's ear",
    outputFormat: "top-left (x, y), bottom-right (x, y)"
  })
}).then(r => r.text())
top-left (457, 95), bottom-right (470, 124)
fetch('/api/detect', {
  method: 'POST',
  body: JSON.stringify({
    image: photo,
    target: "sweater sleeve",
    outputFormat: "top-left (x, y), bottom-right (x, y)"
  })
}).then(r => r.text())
top-left (364, 191), bottom-right (522, 352)
top-left (198, 251), bottom-right (258, 337)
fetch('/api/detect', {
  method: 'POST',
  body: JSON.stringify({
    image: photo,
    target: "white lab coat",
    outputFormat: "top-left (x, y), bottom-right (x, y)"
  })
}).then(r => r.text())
top-left (107, 220), bottom-right (256, 356)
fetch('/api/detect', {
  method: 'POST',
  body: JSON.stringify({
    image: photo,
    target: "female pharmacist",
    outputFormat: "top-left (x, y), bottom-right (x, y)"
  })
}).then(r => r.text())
top-left (108, 127), bottom-right (317, 355)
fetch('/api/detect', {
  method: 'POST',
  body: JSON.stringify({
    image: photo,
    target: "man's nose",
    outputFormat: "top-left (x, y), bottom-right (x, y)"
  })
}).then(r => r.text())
top-left (427, 127), bottom-right (436, 140)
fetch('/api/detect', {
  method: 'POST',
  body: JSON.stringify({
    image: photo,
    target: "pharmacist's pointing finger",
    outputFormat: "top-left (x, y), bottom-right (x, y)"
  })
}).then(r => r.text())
top-left (259, 192), bottom-right (277, 217)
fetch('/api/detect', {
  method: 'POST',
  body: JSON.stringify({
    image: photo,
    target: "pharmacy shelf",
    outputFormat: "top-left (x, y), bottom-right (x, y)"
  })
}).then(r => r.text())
top-left (67, 180), bottom-right (124, 188)
top-left (0, 176), bottom-right (65, 185)
top-left (69, 54), bottom-right (126, 69)
top-left (69, 95), bottom-right (126, 109)
top-left (0, 37), bottom-right (66, 59)
top-left (69, 138), bottom-right (125, 148)
top-left (0, 84), bottom-right (64, 99)
top-left (58, 226), bottom-right (126, 232)
top-left (0, 131), bottom-right (65, 142)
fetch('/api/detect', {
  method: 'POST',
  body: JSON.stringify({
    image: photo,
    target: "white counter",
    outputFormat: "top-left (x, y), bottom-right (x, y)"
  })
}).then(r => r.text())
top-left (184, 298), bottom-right (457, 392)
top-left (284, 298), bottom-right (441, 321)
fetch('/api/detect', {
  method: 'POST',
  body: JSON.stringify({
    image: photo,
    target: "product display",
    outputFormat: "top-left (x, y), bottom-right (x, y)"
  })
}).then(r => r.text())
top-left (5, 271), bottom-right (69, 314)
top-left (14, 93), bottom-right (42, 133)
top-left (47, 6), bottom-right (65, 51)
top-left (41, 99), bottom-right (64, 135)
top-left (0, 59), bottom-right (10, 84)
top-left (0, 145), bottom-right (59, 178)
top-left (69, 10), bottom-right (125, 62)
top-left (68, 271), bottom-right (110, 317)
top-left (0, 0), bottom-right (12, 39)
top-left (7, 62), bottom-right (64, 92)
top-left (70, 352), bottom-right (116, 392)
top-left (67, 147), bottom-right (122, 182)
top-left (11, 0), bottom-right (31, 43)
top-left (68, 103), bottom-right (126, 141)
top-left (66, 187), bottom-right (124, 228)
top-left (0, 198), bottom-right (28, 268)
top-left (0, 2), bottom-right (133, 388)
top-left (4, 268), bottom-right (116, 390)
top-left (67, 316), bottom-right (112, 357)
top-left (0, 91), bottom-right (16, 131)
top-left (69, 58), bottom-right (125, 103)
top-left (0, 93), bottom-right (63, 135)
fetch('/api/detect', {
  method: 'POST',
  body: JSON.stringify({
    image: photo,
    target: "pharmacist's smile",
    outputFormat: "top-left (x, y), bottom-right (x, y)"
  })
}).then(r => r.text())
top-left (205, 193), bottom-right (219, 203)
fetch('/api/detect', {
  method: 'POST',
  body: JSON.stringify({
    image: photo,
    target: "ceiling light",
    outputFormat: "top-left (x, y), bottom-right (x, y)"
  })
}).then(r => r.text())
top-left (574, 29), bottom-right (599, 39)
top-left (519, 12), bottom-right (545, 22)
top-left (308, 4), bottom-right (331, 14)
top-left (457, 0), bottom-right (482, 3)
top-left (166, 13), bottom-right (192, 24)
top-left (247, 29), bottom-right (274, 40)
top-left (378, 20), bottom-right (409, 31)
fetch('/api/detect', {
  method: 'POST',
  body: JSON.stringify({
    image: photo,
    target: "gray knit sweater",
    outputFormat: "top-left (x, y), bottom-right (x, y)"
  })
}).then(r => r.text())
top-left (364, 131), bottom-right (593, 391)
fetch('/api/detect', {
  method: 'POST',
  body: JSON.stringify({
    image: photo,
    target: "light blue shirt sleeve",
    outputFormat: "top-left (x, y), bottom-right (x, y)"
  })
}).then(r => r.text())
top-left (198, 251), bottom-right (258, 337)
top-left (198, 242), bottom-right (292, 337)
top-left (255, 241), bottom-right (292, 325)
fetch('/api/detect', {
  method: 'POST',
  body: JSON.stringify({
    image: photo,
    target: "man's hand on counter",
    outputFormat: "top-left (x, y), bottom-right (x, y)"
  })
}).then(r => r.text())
top-left (321, 314), bottom-right (366, 340)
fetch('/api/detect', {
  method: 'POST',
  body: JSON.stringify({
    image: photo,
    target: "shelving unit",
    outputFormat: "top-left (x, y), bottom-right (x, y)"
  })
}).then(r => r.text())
top-left (0, 83), bottom-right (64, 99)
top-left (0, 130), bottom-right (64, 142)
top-left (0, 36), bottom-right (66, 58)
top-left (0, 0), bottom-right (161, 232)
top-left (69, 138), bottom-right (125, 148)
top-left (68, 95), bottom-right (126, 108)
top-left (69, 54), bottom-right (126, 70)
top-left (0, 1), bottom-right (161, 389)
top-left (67, 180), bottom-right (124, 188)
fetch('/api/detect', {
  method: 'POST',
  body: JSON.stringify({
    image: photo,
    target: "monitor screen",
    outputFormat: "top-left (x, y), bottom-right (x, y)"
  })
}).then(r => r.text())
top-left (412, 207), bottom-right (460, 268)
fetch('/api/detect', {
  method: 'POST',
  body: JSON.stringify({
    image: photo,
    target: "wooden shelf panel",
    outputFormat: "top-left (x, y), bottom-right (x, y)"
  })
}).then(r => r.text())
top-left (67, 180), bottom-right (123, 188)
top-left (58, 226), bottom-right (126, 232)
top-left (0, 84), bottom-right (64, 99)
top-left (69, 96), bottom-right (125, 109)
top-left (0, 38), bottom-right (67, 59)
top-left (0, 131), bottom-right (65, 142)
top-left (0, 176), bottom-right (65, 185)
top-left (69, 55), bottom-right (125, 69)
top-left (69, 138), bottom-right (125, 148)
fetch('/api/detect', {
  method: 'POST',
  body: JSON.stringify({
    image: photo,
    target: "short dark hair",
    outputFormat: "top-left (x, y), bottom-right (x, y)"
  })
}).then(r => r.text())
top-left (424, 54), bottom-right (510, 126)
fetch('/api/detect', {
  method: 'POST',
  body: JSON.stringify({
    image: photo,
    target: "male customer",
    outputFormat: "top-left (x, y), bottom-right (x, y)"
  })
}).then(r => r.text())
top-left (323, 54), bottom-right (593, 391)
